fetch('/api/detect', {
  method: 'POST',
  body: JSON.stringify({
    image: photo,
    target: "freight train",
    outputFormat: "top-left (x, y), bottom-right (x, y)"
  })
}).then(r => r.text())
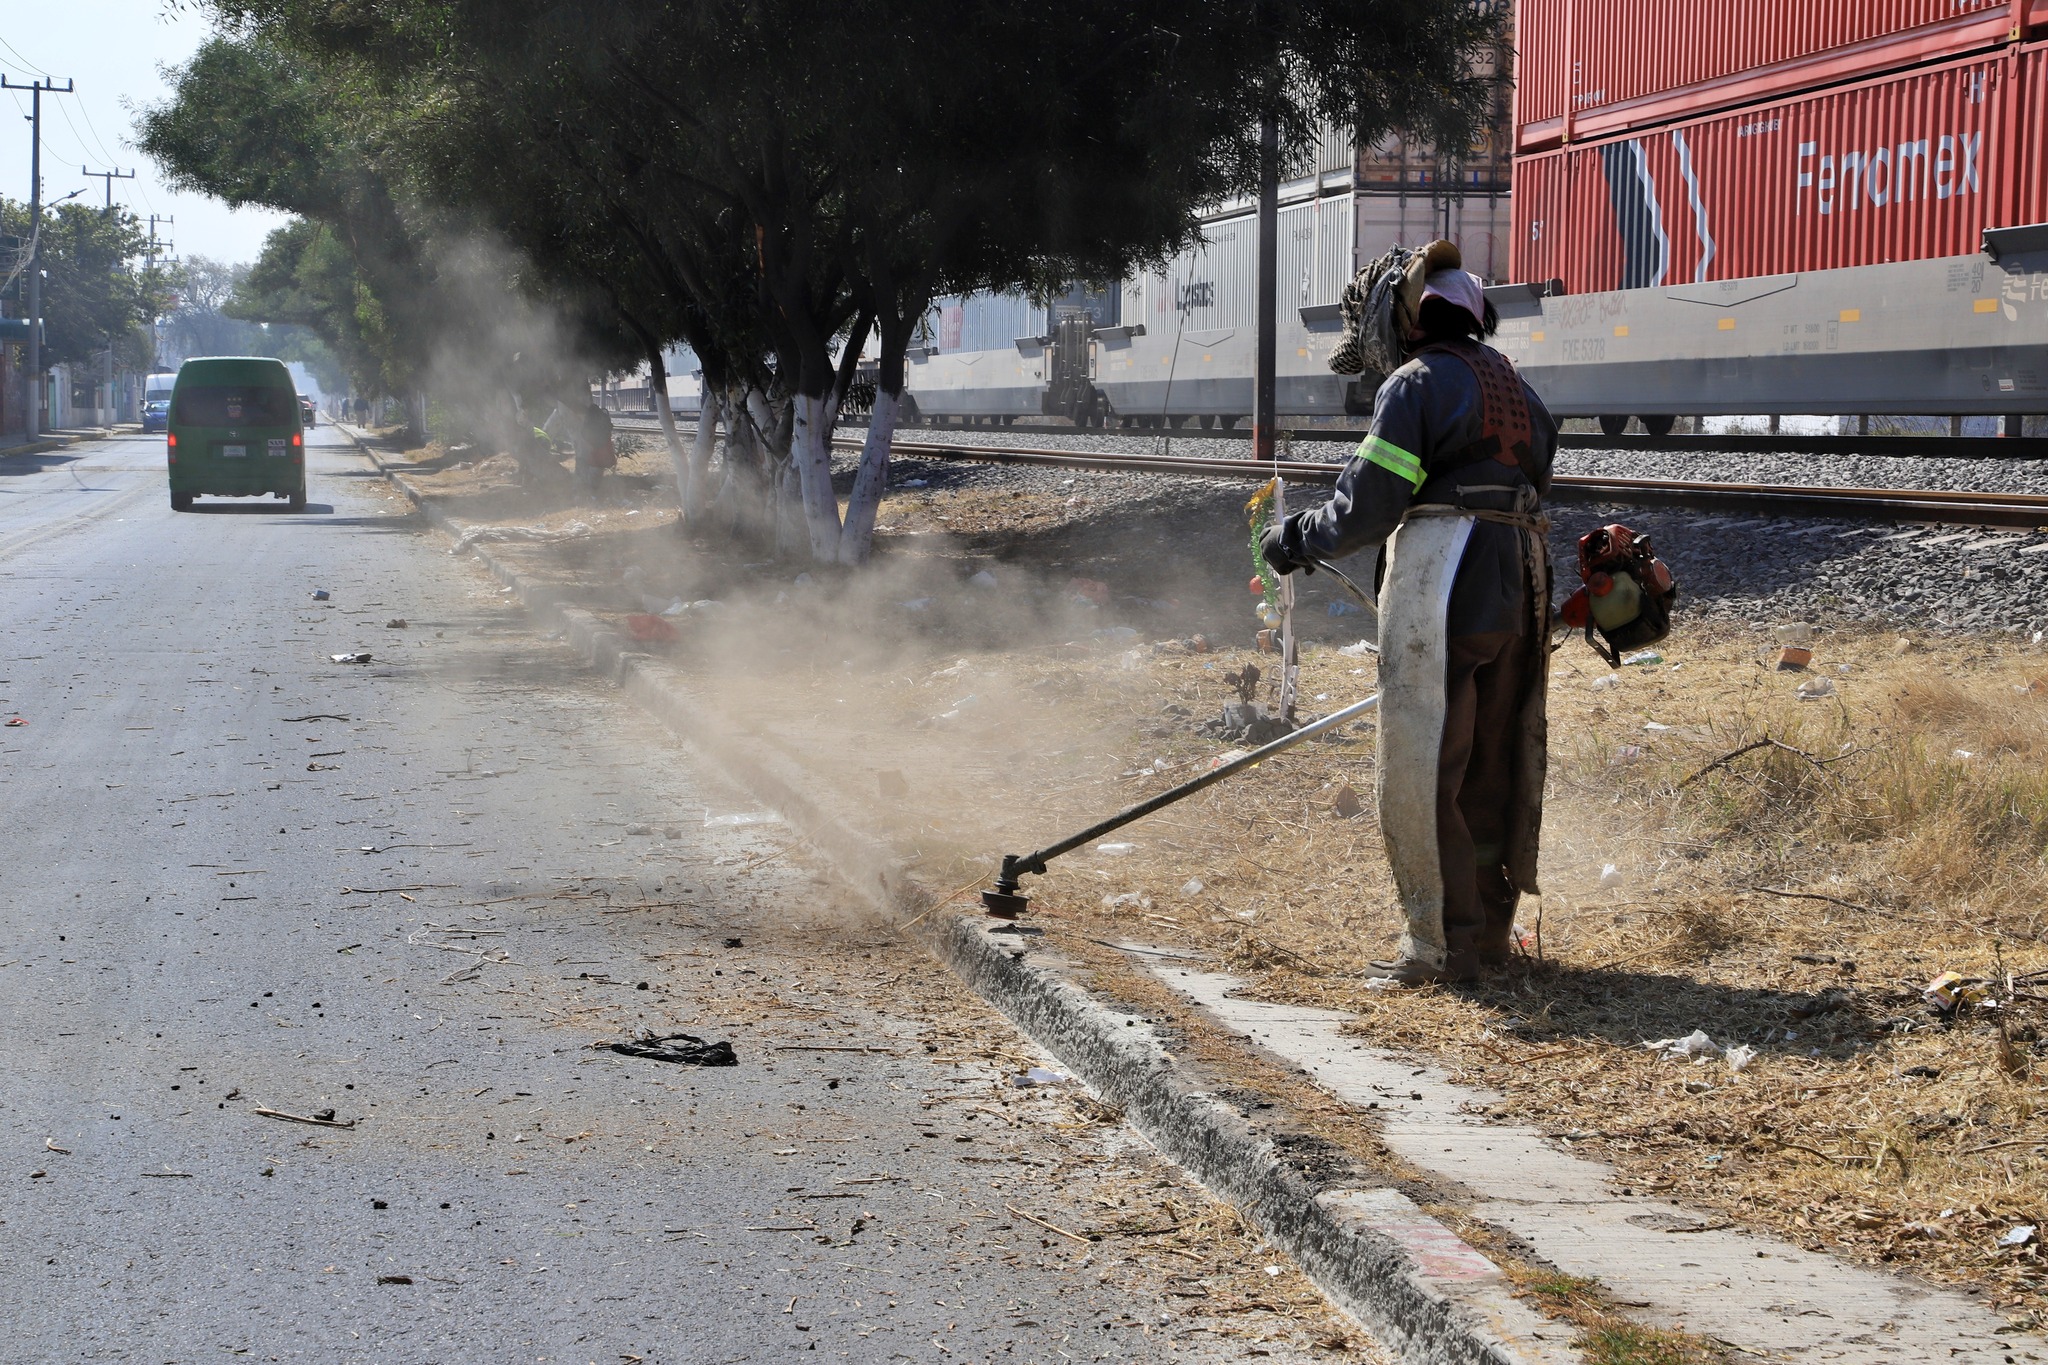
top-left (658, 3), bottom-right (2048, 431)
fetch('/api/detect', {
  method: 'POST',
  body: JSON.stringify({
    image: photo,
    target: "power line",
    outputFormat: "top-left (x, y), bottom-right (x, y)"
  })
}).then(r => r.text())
top-left (0, 35), bottom-right (51, 78)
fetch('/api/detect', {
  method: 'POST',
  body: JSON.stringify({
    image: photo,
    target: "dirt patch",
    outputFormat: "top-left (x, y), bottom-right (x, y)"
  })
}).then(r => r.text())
top-left (383, 434), bottom-right (2048, 1331)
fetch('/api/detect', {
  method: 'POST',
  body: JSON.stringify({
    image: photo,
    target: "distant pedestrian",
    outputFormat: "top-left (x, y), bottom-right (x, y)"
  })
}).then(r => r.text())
top-left (574, 397), bottom-right (616, 495)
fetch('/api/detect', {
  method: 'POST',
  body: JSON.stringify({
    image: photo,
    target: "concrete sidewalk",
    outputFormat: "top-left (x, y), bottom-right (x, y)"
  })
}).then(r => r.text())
top-left (339, 424), bottom-right (2041, 1365)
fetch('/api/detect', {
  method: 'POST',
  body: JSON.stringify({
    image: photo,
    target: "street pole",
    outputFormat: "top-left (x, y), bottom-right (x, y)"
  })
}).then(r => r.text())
top-left (1251, 106), bottom-right (1279, 463)
top-left (83, 163), bottom-right (136, 211)
top-left (3, 76), bottom-right (77, 440)
top-left (145, 215), bottom-right (173, 373)
top-left (83, 169), bottom-right (135, 423)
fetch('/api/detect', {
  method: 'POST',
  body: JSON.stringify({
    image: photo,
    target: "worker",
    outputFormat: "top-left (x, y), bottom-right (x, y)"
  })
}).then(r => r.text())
top-left (1259, 242), bottom-right (1558, 984)
top-left (576, 397), bottom-right (618, 494)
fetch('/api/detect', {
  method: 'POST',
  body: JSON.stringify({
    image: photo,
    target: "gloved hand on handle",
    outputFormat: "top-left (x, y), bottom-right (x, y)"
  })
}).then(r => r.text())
top-left (1258, 518), bottom-right (1316, 577)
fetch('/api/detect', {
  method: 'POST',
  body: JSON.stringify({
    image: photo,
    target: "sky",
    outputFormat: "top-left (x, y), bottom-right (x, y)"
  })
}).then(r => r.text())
top-left (0, 1), bottom-right (289, 267)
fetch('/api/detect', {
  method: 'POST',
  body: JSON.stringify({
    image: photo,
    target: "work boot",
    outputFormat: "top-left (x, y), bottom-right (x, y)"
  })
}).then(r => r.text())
top-left (1367, 953), bottom-right (1480, 985)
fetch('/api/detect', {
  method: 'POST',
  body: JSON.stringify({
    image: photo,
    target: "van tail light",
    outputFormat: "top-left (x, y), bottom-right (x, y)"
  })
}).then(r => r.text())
top-left (166, 432), bottom-right (176, 448)
top-left (292, 431), bottom-right (303, 447)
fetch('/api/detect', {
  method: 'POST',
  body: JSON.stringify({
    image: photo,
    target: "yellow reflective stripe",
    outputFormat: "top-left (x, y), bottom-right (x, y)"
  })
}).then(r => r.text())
top-left (1359, 433), bottom-right (1424, 489)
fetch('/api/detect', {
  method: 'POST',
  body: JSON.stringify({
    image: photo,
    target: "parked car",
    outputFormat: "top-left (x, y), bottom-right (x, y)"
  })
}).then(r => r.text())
top-left (299, 394), bottom-right (317, 428)
top-left (141, 398), bottom-right (170, 433)
top-left (167, 356), bottom-right (307, 512)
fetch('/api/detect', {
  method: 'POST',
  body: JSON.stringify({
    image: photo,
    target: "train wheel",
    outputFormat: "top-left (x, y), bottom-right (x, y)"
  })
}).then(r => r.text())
top-left (1199, 415), bottom-right (1215, 430)
top-left (1168, 416), bottom-right (1184, 430)
top-left (1219, 415), bottom-right (1237, 432)
top-left (1639, 415), bottom-right (1677, 437)
top-left (1598, 414), bottom-right (1631, 437)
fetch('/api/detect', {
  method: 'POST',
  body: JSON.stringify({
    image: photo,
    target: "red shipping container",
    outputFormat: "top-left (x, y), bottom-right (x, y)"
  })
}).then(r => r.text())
top-left (1515, 0), bottom-right (2047, 152)
top-left (1511, 48), bottom-right (2035, 293)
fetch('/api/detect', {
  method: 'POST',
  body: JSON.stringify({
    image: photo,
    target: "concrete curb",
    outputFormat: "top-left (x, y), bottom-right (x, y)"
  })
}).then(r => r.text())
top-left (340, 427), bottom-right (1577, 1365)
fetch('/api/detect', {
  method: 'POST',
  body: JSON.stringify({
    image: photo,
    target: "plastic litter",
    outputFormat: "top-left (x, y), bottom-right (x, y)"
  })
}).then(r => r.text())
top-left (1646, 1029), bottom-right (1719, 1060)
top-left (1795, 676), bottom-right (1835, 699)
top-left (609, 1033), bottom-right (737, 1067)
top-left (1337, 640), bottom-right (1378, 657)
top-left (1206, 748), bottom-right (1252, 770)
top-left (1923, 971), bottom-right (1990, 1010)
top-left (1621, 649), bottom-right (1663, 666)
top-left (1775, 622), bottom-right (1813, 646)
top-left (1590, 673), bottom-right (1621, 691)
top-left (1612, 744), bottom-right (1643, 762)
top-left (1331, 782), bottom-right (1365, 820)
top-left (1776, 646), bottom-right (1813, 671)
top-left (969, 570), bottom-right (998, 589)
top-left (3, 717), bottom-right (23, 727)
top-left (329, 652), bottom-right (373, 665)
top-left (1011, 1067), bottom-right (1068, 1088)
top-left (1119, 648), bottom-right (1145, 670)
top-left (312, 589), bottom-right (330, 601)
top-left (1953, 748), bottom-right (1977, 761)
top-left (623, 614), bottom-right (679, 643)
top-left (1999, 1225), bottom-right (2039, 1248)
top-left (1180, 878), bottom-right (1206, 897)
top-left (1599, 863), bottom-right (1624, 887)
top-left (1095, 841), bottom-right (1136, 856)
top-left (1102, 891), bottom-right (1153, 911)
top-left (1725, 1043), bottom-right (1758, 1075)
top-left (704, 810), bottom-right (781, 828)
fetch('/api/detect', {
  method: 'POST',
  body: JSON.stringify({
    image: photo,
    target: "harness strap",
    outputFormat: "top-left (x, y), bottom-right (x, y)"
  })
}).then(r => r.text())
top-left (1419, 339), bottom-right (1535, 468)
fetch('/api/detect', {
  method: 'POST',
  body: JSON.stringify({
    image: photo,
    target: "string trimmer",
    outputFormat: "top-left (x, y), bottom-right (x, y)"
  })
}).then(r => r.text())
top-left (979, 489), bottom-right (1383, 920)
top-left (979, 691), bottom-right (1381, 917)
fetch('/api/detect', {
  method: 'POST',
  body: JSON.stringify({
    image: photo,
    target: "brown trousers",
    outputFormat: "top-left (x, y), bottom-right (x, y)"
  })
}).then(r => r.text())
top-left (1436, 631), bottom-right (1531, 955)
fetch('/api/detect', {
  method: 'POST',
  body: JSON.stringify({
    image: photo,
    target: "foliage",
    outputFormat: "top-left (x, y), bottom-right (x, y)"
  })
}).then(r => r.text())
top-left (0, 199), bottom-right (166, 370)
top-left (154, 251), bottom-right (345, 389)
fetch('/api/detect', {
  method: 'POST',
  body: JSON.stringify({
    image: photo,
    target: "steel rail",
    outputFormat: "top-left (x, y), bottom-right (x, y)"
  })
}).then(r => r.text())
top-left (611, 413), bottom-right (2048, 458)
top-left (875, 438), bottom-right (2048, 530)
top-left (608, 418), bottom-right (2048, 528)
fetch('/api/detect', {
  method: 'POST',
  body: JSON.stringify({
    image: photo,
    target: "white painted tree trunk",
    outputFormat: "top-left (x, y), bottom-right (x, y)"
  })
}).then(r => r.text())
top-left (651, 381), bottom-right (691, 516)
top-left (684, 388), bottom-right (720, 522)
top-left (789, 391), bottom-right (843, 562)
top-left (837, 388), bottom-right (898, 565)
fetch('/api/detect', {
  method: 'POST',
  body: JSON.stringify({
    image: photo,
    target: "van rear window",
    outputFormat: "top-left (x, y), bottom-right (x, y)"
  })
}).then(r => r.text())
top-left (173, 386), bottom-right (293, 426)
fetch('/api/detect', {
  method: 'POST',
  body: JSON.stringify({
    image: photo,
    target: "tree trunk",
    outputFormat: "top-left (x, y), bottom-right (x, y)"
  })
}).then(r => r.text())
top-left (644, 344), bottom-right (694, 517)
top-left (789, 391), bottom-right (842, 561)
top-left (837, 388), bottom-right (898, 565)
top-left (686, 387), bottom-right (720, 524)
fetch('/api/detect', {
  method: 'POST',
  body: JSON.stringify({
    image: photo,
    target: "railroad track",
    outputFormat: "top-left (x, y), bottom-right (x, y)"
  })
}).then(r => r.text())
top-left (611, 418), bottom-right (2048, 529)
top-left (878, 437), bottom-right (2048, 530)
top-left (612, 412), bottom-right (2048, 458)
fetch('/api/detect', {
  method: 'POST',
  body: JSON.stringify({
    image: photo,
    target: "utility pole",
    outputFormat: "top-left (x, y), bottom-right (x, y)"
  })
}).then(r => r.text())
top-left (3, 76), bottom-right (77, 440)
top-left (82, 169), bottom-right (136, 423)
top-left (82, 165), bottom-right (135, 213)
top-left (144, 215), bottom-right (174, 372)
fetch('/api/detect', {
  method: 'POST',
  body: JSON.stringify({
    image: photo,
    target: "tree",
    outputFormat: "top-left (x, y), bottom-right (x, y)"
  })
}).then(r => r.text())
top-left (186, 0), bottom-right (1501, 562)
top-left (1, 199), bottom-right (161, 371)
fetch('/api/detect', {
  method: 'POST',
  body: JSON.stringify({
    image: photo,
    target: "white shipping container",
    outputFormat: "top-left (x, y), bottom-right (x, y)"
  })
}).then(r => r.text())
top-left (1355, 193), bottom-right (1510, 284)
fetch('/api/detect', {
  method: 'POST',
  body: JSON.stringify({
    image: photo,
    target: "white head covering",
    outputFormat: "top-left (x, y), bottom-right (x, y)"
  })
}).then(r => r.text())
top-left (1420, 268), bottom-right (1485, 327)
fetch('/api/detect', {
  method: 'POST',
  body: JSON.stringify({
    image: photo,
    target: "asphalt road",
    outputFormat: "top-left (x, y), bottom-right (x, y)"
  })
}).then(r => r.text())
top-left (0, 428), bottom-right (1364, 1364)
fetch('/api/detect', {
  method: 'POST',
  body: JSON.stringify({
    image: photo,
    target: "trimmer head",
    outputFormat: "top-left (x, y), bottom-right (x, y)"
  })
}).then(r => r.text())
top-left (983, 854), bottom-right (1032, 918)
top-left (980, 888), bottom-right (1030, 918)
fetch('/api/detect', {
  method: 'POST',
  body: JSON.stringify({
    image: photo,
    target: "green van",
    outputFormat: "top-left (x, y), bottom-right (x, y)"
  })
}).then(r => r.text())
top-left (167, 357), bottom-right (306, 511)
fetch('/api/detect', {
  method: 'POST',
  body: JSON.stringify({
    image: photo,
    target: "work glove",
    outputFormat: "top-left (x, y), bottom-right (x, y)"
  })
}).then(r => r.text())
top-left (1259, 519), bottom-right (1315, 577)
